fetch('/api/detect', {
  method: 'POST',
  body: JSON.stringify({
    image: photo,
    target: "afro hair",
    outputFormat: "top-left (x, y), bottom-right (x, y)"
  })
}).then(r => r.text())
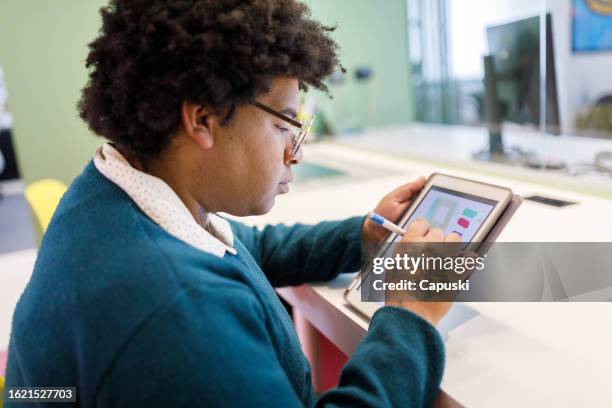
top-left (78, 0), bottom-right (340, 157)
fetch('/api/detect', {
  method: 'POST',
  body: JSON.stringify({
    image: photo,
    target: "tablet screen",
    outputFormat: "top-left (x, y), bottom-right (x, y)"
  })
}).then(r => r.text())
top-left (400, 186), bottom-right (498, 243)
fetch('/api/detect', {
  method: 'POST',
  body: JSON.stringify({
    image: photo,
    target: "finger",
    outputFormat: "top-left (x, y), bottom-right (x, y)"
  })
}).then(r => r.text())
top-left (388, 177), bottom-right (426, 203)
top-left (402, 217), bottom-right (430, 241)
top-left (425, 227), bottom-right (444, 242)
top-left (445, 232), bottom-right (462, 243)
top-left (441, 233), bottom-right (463, 257)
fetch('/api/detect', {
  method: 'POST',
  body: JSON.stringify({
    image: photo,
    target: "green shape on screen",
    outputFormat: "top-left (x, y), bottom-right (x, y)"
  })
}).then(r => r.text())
top-left (462, 208), bottom-right (477, 218)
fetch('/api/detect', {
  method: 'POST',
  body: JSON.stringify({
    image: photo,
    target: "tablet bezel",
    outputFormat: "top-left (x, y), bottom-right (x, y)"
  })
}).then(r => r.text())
top-left (343, 173), bottom-right (514, 318)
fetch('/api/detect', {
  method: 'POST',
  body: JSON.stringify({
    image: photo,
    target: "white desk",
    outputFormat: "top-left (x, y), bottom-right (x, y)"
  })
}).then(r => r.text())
top-left (0, 184), bottom-right (37, 352)
top-left (246, 142), bottom-right (612, 407)
top-left (0, 248), bottom-right (37, 350)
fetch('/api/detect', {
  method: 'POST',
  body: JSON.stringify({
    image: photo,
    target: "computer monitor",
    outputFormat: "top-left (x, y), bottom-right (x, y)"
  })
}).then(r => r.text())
top-left (477, 13), bottom-right (561, 165)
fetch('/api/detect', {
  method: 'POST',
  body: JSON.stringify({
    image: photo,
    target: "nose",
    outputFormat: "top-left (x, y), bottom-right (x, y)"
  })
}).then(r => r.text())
top-left (285, 144), bottom-right (304, 165)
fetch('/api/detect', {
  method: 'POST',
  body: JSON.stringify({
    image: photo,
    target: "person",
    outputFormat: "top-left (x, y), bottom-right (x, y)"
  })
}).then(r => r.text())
top-left (5, 1), bottom-right (459, 406)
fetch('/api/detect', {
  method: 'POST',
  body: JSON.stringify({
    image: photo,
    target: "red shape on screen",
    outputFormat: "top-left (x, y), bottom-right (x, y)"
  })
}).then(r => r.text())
top-left (457, 217), bottom-right (470, 228)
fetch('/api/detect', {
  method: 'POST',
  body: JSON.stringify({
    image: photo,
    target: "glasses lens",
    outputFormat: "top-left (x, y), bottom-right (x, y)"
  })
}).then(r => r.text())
top-left (290, 115), bottom-right (315, 157)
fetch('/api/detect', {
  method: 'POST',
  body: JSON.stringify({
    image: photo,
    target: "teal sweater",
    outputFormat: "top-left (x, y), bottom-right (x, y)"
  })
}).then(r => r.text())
top-left (5, 162), bottom-right (445, 407)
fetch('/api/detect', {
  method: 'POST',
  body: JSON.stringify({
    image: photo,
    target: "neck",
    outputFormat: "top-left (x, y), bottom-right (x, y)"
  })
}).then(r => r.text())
top-left (149, 160), bottom-right (209, 226)
top-left (115, 144), bottom-right (208, 226)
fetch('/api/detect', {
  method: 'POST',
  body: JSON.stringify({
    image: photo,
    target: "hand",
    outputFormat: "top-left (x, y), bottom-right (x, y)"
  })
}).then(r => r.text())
top-left (385, 218), bottom-right (461, 326)
top-left (362, 177), bottom-right (426, 242)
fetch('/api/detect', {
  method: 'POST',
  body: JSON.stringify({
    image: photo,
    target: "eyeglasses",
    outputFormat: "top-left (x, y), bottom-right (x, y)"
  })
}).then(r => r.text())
top-left (252, 101), bottom-right (315, 159)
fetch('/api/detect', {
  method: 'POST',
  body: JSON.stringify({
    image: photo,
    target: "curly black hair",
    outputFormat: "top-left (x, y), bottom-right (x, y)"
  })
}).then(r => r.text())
top-left (78, 0), bottom-right (340, 157)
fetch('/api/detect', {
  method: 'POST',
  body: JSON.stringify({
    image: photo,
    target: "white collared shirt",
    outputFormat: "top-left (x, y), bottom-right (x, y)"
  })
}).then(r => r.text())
top-left (93, 143), bottom-right (237, 257)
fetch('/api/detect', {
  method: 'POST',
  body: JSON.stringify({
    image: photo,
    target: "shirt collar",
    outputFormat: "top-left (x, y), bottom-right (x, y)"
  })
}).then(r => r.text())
top-left (93, 143), bottom-right (236, 257)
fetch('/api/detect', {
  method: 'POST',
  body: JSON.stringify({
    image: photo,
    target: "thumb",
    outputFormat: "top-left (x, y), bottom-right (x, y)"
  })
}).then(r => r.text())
top-left (389, 176), bottom-right (426, 203)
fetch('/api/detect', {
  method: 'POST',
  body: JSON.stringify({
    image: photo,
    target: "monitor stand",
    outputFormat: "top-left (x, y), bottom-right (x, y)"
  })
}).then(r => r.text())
top-left (472, 129), bottom-right (566, 170)
top-left (475, 55), bottom-right (566, 170)
top-left (472, 129), bottom-right (527, 164)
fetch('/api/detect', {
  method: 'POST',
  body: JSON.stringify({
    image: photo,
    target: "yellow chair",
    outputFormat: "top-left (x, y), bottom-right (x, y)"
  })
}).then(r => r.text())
top-left (24, 179), bottom-right (67, 234)
top-left (0, 349), bottom-right (6, 407)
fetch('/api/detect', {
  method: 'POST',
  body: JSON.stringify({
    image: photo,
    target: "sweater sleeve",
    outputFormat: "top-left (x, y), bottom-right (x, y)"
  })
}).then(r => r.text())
top-left (228, 216), bottom-right (365, 287)
top-left (318, 307), bottom-right (446, 408)
top-left (94, 284), bottom-right (445, 408)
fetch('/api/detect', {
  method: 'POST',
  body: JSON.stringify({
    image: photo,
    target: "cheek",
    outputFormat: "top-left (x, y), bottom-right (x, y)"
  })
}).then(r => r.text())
top-left (249, 131), bottom-right (287, 181)
top-left (255, 155), bottom-right (283, 193)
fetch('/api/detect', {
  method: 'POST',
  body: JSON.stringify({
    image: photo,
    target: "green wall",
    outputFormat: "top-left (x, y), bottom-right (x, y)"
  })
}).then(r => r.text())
top-left (0, 0), bottom-right (413, 185)
top-left (304, 0), bottom-right (414, 132)
top-left (0, 1), bottom-right (107, 185)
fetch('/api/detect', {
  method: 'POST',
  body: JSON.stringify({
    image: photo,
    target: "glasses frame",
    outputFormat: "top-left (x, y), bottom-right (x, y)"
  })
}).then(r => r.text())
top-left (252, 101), bottom-right (315, 158)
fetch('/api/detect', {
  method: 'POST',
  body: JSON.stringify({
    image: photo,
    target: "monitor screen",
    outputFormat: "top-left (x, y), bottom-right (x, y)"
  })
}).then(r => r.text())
top-left (486, 14), bottom-right (560, 134)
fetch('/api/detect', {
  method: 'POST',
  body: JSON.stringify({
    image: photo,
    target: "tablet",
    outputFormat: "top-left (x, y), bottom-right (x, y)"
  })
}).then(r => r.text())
top-left (344, 173), bottom-right (519, 322)
top-left (386, 173), bottom-right (513, 245)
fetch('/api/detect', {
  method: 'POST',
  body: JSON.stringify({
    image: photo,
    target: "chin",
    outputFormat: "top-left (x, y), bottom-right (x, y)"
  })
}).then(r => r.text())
top-left (225, 196), bottom-right (276, 217)
top-left (257, 197), bottom-right (276, 215)
top-left (243, 196), bottom-right (275, 216)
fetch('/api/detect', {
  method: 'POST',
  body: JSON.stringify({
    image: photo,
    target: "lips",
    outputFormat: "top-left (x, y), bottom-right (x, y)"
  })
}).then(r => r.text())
top-left (278, 180), bottom-right (291, 193)
top-left (278, 171), bottom-right (293, 194)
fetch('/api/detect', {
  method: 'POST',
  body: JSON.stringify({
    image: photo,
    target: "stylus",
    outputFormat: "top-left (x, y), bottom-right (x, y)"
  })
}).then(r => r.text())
top-left (367, 212), bottom-right (406, 236)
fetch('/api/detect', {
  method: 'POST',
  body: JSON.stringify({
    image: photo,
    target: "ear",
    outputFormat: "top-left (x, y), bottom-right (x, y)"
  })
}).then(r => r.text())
top-left (180, 101), bottom-right (214, 150)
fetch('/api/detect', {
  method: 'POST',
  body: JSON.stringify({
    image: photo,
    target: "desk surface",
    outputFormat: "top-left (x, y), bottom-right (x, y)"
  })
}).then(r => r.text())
top-left (0, 187), bottom-right (37, 349)
top-left (0, 248), bottom-right (37, 349)
top-left (1, 140), bottom-right (612, 406)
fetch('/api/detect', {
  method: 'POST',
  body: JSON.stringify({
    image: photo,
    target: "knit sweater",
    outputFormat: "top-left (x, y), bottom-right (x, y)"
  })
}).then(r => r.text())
top-left (5, 161), bottom-right (445, 407)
